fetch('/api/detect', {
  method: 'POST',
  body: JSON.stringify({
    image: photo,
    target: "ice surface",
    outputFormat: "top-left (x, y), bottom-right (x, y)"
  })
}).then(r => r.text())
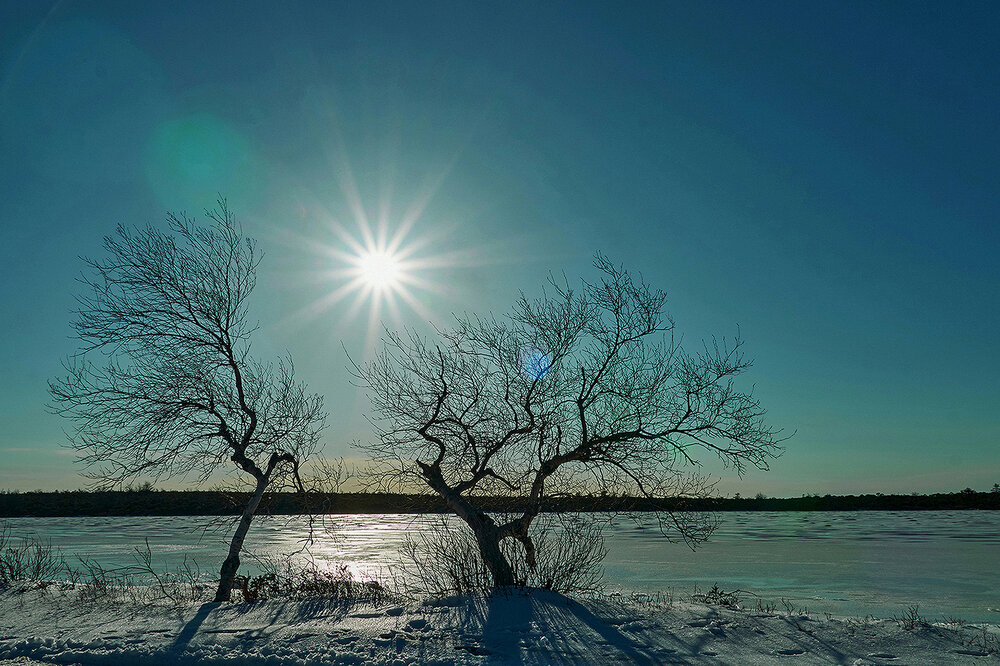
top-left (5, 510), bottom-right (1000, 623)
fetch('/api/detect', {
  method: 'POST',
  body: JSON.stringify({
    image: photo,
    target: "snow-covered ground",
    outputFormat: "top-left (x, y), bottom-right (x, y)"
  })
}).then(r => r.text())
top-left (1, 587), bottom-right (997, 665)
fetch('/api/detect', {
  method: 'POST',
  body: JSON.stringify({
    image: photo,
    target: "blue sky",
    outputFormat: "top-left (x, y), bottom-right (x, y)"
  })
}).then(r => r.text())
top-left (1, 1), bottom-right (997, 495)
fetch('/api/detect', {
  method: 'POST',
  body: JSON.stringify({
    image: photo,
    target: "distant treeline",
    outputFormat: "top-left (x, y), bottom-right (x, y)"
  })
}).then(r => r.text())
top-left (1, 488), bottom-right (998, 517)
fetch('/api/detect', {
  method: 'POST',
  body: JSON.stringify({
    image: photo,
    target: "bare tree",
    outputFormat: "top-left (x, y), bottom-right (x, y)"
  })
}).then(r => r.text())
top-left (49, 201), bottom-right (326, 602)
top-left (355, 255), bottom-right (783, 589)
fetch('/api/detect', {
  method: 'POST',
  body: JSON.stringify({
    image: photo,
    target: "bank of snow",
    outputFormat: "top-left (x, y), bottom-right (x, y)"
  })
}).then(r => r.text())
top-left (1, 587), bottom-right (997, 665)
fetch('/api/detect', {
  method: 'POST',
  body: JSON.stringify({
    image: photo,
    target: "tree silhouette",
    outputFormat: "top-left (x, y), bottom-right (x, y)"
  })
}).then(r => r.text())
top-left (49, 201), bottom-right (326, 601)
top-left (356, 255), bottom-right (783, 588)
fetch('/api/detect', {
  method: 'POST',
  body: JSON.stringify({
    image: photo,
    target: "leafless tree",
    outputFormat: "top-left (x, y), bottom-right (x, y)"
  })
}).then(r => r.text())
top-left (49, 201), bottom-right (326, 602)
top-left (355, 255), bottom-right (784, 589)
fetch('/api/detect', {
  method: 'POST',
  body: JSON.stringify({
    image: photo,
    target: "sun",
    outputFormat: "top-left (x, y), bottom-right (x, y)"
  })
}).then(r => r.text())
top-left (279, 207), bottom-right (449, 350)
top-left (274, 148), bottom-right (501, 353)
top-left (275, 195), bottom-right (501, 356)
top-left (357, 250), bottom-right (401, 290)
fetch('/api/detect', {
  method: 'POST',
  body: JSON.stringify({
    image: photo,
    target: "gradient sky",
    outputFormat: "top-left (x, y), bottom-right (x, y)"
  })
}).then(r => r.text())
top-left (1, 1), bottom-right (997, 496)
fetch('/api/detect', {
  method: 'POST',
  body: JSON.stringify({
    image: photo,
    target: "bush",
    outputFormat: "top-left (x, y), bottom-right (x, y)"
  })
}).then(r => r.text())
top-left (693, 583), bottom-right (742, 607)
top-left (73, 540), bottom-right (209, 604)
top-left (522, 514), bottom-right (607, 594)
top-left (0, 521), bottom-right (65, 588)
top-left (236, 556), bottom-right (391, 604)
top-left (400, 513), bottom-right (607, 596)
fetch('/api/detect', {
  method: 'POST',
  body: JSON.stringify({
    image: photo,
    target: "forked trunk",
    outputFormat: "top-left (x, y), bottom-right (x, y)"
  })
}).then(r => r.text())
top-left (214, 475), bottom-right (269, 602)
top-left (471, 521), bottom-right (516, 588)
top-left (421, 464), bottom-right (519, 590)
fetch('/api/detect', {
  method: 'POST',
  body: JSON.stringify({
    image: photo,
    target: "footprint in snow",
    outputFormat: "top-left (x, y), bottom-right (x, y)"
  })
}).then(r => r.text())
top-left (406, 618), bottom-right (428, 631)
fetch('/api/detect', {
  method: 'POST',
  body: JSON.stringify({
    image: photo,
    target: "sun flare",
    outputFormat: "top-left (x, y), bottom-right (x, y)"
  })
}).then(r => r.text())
top-left (357, 250), bottom-right (401, 290)
top-left (276, 152), bottom-right (500, 353)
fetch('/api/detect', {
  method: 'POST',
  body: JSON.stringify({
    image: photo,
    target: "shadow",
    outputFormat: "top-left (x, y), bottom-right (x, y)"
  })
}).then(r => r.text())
top-left (170, 601), bottom-right (218, 652)
top-left (555, 596), bottom-right (662, 665)
top-left (446, 589), bottom-right (673, 665)
top-left (674, 607), bottom-right (724, 661)
top-left (481, 591), bottom-right (531, 664)
top-left (230, 597), bottom-right (360, 627)
top-left (777, 616), bottom-right (849, 665)
top-left (166, 597), bottom-right (364, 658)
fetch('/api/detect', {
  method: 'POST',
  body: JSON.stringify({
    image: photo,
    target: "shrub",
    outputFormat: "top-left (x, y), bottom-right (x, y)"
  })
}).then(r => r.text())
top-left (0, 521), bottom-right (66, 588)
top-left (896, 604), bottom-right (928, 631)
top-left (692, 583), bottom-right (742, 607)
top-left (74, 540), bottom-right (209, 604)
top-left (399, 514), bottom-right (607, 597)
top-left (236, 556), bottom-right (391, 604)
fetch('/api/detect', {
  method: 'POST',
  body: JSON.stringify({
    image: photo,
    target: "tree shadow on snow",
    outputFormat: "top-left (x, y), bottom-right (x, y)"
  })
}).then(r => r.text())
top-left (450, 589), bottom-right (669, 665)
top-left (171, 602), bottom-right (218, 652)
top-left (168, 597), bottom-right (362, 656)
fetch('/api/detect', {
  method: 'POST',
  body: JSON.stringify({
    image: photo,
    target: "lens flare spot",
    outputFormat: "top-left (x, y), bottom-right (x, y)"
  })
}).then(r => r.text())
top-left (520, 347), bottom-right (552, 380)
top-left (145, 113), bottom-right (260, 208)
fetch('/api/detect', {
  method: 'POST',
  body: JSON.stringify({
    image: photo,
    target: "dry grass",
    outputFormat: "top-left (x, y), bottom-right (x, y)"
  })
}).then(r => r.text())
top-left (236, 556), bottom-right (393, 604)
top-left (1, 520), bottom-right (388, 606)
top-left (0, 522), bottom-right (65, 588)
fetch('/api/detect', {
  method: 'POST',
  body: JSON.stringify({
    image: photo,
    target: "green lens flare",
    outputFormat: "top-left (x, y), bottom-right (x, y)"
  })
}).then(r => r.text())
top-left (145, 113), bottom-right (261, 208)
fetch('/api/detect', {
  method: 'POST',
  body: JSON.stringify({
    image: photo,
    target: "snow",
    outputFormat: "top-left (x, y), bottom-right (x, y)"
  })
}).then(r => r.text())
top-left (1, 586), bottom-right (997, 665)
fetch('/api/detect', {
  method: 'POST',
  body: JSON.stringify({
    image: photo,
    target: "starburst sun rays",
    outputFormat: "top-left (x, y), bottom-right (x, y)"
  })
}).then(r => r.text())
top-left (276, 176), bottom-right (485, 353)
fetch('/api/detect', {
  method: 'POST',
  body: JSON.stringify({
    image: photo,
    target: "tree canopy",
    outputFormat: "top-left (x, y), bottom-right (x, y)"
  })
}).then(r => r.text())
top-left (49, 202), bottom-right (326, 600)
top-left (357, 255), bottom-right (784, 588)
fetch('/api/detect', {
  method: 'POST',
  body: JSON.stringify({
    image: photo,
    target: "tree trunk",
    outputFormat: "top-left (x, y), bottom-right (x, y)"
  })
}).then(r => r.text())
top-left (471, 521), bottom-right (516, 588)
top-left (214, 475), bottom-right (269, 602)
top-left (417, 463), bottom-right (518, 590)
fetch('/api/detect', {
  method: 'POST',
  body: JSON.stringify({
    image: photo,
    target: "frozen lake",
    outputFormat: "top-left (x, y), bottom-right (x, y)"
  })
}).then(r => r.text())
top-left (4, 510), bottom-right (999, 623)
